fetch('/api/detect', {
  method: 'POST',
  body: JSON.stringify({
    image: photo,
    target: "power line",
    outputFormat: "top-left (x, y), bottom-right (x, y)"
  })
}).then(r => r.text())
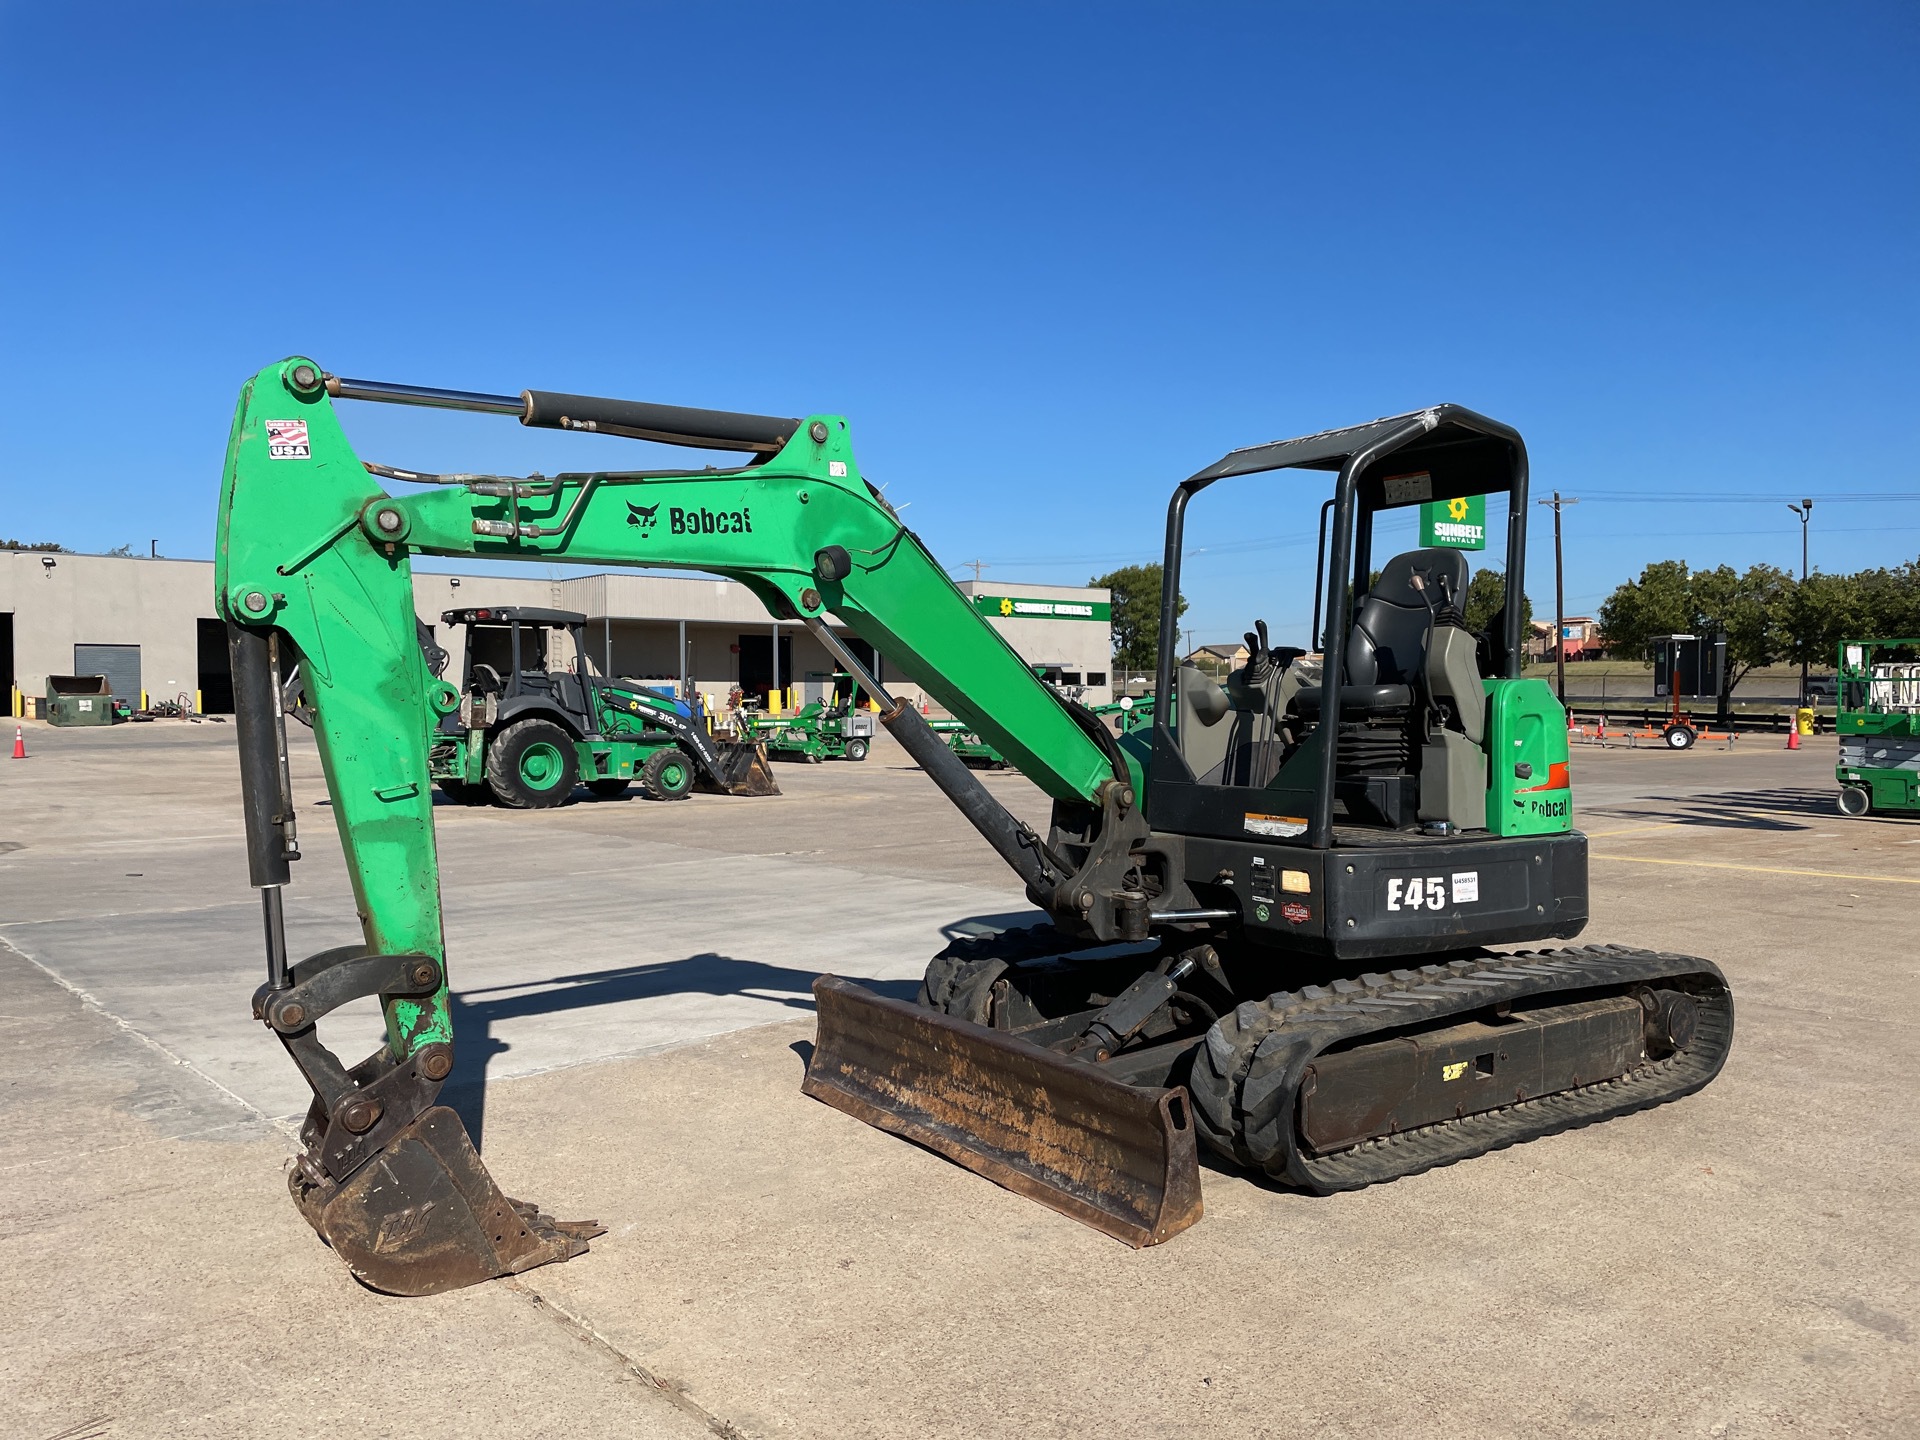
top-left (1572, 491), bottom-right (1920, 504)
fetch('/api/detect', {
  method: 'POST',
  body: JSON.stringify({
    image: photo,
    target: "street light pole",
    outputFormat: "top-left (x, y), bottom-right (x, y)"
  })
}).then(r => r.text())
top-left (1788, 498), bottom-right (1813, 702)
top-left (1536, 491), bottom-right (1579, 706)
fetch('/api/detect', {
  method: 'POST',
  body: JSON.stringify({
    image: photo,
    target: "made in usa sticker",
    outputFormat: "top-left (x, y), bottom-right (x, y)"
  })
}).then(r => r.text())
top-left (265, 419), bottom-right (310, 459)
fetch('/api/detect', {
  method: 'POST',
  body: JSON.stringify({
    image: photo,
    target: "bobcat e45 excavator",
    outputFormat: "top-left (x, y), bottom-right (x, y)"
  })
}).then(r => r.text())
top-left (216, 358), bottom-right (1732, 1296)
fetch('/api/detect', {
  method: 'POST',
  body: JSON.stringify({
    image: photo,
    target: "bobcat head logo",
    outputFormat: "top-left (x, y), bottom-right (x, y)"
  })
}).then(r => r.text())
top-left (627, 502), bottom-right (660, 532)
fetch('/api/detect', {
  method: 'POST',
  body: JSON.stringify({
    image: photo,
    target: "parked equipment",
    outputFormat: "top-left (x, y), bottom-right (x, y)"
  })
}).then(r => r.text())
top-left (215, 362), bottom-right (1733, 1295)
top-left (749, 674), bottom-right (877, 762)
top-left (1836, 638), bottom-right (1920, 816)
top-left (933, 685), bottom-right (1153, 768)
top-left (429, 605), bottom-right (776, 806)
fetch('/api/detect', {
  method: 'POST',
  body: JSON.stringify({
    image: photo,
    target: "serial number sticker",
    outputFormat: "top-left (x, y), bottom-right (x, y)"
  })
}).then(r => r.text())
top-left (1244, 813), bottom-right (1307, 838)
top-left (1442, 1060), bottom-right (1468, 1082)
top-left (266, 419), bottom-right (311, 459)
top-left (828, 460), bottom-right (848, 477)
top-left (1451, 870), bottom-right (1479, 904)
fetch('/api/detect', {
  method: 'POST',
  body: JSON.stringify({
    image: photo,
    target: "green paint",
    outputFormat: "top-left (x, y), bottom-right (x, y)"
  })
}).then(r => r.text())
top-left (1420, 494), bottom-right (1487, 551)
top-left (1835, 638), bottom-right (1920, 815)
top-left (973, 595), bottom-right (1112, 622)
top-left (216, 358), bottom-right (1121, 1061)
top-left (1484, 678), bottom-right (1573, 836)
top-left (518, 741), bottom-right (566, 789)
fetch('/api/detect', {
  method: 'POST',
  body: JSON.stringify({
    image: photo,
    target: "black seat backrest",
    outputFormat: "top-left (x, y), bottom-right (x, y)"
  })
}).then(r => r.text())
top-left (1347, 548), bottom-right (1469, 688)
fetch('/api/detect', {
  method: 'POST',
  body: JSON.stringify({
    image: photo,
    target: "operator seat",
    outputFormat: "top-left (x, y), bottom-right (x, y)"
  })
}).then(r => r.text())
top-left (1290, 548), bottom-right (1473, 829)
top-left (1296, 548), bottom-right (1469, 721)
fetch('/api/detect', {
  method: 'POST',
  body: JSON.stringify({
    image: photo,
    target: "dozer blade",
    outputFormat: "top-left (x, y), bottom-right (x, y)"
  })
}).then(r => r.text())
top-left (803, 976), bottom-right (1203, 1247)
top-left (697, 740), bottom-right (781, 796)
top-left (290, 1106), bottom-right (606, 1297)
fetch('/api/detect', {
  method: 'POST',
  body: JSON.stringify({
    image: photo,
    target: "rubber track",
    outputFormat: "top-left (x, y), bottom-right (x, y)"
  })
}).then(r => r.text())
top-left (1187, 944), bottom-right (1733, 1192)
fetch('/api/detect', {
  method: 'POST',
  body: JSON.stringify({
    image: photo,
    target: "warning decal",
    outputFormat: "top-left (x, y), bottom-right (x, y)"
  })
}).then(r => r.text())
top-left (266, 419), bottom-right (311, 459)
top-left (1244, 813), bottom-right (1308, 838)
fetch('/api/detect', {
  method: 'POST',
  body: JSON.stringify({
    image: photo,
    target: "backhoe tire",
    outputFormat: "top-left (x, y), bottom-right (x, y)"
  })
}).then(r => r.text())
top-left (436, 779), bottom-right (491, 806)
top-left (588, 778), bottom-right (632, 800)
top-left (844, 738), bottom-right (870, 762)
top-left (639, 747), bottom-right (695, 801)
top-left (486, 720), bottom-right (579, 808)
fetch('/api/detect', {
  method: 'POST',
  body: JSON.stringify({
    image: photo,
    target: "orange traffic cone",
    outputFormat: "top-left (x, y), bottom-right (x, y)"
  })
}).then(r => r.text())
top-left (1786, 726), bottom-right (1800, 751)
top-left (11, 725), bottom-right (24, 759)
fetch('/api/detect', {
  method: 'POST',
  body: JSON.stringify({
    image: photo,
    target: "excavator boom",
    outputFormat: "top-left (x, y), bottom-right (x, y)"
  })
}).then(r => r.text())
top-left (216, 357), bottom-right (1181, 1291)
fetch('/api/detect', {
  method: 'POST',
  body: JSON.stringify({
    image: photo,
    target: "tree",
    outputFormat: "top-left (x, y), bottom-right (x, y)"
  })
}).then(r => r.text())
top-left (1693, 562), bottom-right (1792, 694)
top-left (1091, 563), bottom-right (1184, 673)
top-left (1853, 559), bottom-right (1920, 640)
top-left (1462, 568), bottom-right (1533, 635)
top-left (1, 538), bottom-right (66, 552)
top-left (1599, 561), bottom-right (1791, 700)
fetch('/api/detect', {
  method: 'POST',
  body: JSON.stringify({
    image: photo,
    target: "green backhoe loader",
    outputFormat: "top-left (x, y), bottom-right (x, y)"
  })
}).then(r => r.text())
top-left (216, 360), bottom-right (1732, 1295)
top-left (427, 604), bottom-right (776, 805)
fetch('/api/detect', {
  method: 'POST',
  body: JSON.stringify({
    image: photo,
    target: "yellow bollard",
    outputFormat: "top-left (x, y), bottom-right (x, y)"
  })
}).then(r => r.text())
top-left (195, 688), bottom-right (203, 715)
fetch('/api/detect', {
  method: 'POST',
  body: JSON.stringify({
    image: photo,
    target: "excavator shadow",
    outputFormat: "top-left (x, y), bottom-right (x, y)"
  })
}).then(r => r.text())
top-left (1587, 786), bottom-right (1843, 832)
top-left (440, 953), bottom-right (922, 1147)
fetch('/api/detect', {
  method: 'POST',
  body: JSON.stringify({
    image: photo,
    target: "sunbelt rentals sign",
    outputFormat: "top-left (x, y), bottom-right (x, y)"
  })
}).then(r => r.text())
top-left (1419, 494), bottom-right (1487, 551)
top-left (973, 595), bottom-right (1112, 622)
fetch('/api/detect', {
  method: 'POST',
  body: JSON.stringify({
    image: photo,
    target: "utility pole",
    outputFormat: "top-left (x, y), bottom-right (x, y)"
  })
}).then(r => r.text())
top-left (1788, 498), bottom-right (1814, 702)
top-left (962, 559), bottom-right (990, 583)
top-left (1536, 492), bottom-right (1579, 705)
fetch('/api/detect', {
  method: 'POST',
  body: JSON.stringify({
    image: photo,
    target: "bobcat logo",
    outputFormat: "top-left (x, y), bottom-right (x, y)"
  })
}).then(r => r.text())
top-left (626, 502), bottom-right (660, 532)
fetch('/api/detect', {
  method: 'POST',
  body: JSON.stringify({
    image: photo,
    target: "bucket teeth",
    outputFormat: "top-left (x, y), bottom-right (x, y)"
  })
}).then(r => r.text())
top-left (292, 1106), bottom-right (601, 1296)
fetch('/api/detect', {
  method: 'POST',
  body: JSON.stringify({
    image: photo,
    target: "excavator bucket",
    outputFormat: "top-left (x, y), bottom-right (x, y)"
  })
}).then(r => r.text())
top-left (803, 976), bottom-right (1203, 1247)
top-left (289, 1106), bottom-right (606, 1297)
top-left (696, 739), bottom-right (781, 796)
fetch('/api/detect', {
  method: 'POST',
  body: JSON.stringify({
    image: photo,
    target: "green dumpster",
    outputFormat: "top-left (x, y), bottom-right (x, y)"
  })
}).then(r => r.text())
top-left (46, 674), bottom-right (118, 726)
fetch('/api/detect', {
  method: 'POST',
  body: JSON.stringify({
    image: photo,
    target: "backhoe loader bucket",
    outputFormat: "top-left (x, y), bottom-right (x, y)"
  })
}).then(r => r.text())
top-left (696, 739), bottom-right (781, 796)
top-left (803, 977), bottom-right (1203, 1246)
top-left (289, 1106), bottom-right (605, 1297)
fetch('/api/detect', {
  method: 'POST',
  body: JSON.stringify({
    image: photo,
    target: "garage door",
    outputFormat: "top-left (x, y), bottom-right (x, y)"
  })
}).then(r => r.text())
top-left (74, 644), bottom-right (141, 702)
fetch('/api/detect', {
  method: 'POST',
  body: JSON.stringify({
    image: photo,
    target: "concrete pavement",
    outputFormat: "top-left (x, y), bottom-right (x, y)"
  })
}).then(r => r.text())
top-left (2, 720), bottom-right (1916, 1437)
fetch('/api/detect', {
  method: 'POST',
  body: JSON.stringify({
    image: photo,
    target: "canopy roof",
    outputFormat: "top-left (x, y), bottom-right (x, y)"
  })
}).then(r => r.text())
top-left (1185, 404), bottom-right (1523, 490)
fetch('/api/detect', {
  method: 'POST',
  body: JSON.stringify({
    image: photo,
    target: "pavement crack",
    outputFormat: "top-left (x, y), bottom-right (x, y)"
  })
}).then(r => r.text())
top-left (504, 1279), bottom-right (749, 1439)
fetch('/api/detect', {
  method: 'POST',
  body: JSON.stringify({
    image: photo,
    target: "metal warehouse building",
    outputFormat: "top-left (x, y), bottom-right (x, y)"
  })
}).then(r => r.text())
top-left (2, 550), bottom-right (1112, 716)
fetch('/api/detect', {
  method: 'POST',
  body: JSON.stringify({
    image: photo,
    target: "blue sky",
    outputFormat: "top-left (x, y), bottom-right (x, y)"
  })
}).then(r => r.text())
top-left (3, 3), bottom-right (1915, 648)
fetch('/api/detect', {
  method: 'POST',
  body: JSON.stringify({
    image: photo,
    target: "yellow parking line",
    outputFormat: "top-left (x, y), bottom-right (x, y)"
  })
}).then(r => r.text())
top-left (1591, 854), bottom-right (1920, 885)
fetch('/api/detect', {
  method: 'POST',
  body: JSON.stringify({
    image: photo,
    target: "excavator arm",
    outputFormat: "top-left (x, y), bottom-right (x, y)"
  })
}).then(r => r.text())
top-left (215, 358), bottom-right (1160, 1293)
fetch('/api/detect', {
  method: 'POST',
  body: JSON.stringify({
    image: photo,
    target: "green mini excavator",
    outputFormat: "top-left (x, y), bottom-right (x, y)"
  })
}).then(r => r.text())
top-left (216, 359), bottom-right (1732, 1295)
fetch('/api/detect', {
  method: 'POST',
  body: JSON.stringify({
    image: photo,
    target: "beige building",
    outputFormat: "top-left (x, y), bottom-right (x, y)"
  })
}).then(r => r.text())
top-left (952, 581), bottom-right (1115, 703)
top-left (3, 550), bottom-right (1111, 715)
